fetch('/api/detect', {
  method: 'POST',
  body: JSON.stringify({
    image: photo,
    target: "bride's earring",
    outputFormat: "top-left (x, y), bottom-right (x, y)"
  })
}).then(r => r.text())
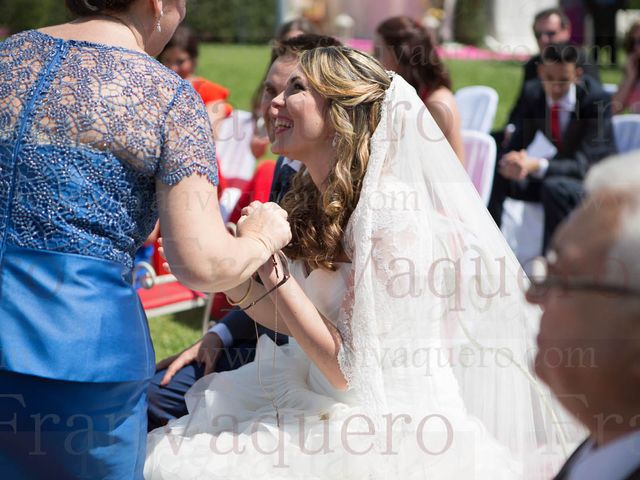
top-left (331, 134), bottom-right (338, 148)
top-left (156, 10), bottom-right (163, 33)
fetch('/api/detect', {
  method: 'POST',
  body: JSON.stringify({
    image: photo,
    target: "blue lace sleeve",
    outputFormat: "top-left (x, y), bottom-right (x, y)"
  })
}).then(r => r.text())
top-left (158, 81), bottom-right (219, 186)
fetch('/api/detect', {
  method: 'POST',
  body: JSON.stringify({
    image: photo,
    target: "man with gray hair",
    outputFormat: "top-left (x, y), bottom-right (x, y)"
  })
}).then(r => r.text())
top-left (526, 152), bottom-right (640, 479)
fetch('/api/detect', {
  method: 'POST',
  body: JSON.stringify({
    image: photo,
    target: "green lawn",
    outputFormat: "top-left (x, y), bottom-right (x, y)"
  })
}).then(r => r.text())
top-left (148, 44), bottom-right (623, 363)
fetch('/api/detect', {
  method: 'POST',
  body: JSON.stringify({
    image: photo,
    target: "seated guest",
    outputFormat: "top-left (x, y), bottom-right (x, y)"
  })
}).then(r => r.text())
top-left (497, 7), bottom-right (600, 149)
top-left (488, 43), bottom-right (616, 252)
top-left (527, 152), bottom-right (640, 480)
top-left (158, 26), bottom-right (232, 137)
top-left (147, 34), bottom-right (341, 431)
top-left (375, 15), bottom-right (465, 164)
top-left (250, 17), bottom-right (318, 159)
top-left (612, 19), bottom-right (640, 114)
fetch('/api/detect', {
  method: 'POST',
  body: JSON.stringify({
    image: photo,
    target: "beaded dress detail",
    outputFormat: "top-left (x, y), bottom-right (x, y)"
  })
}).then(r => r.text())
top-left (0, 30), bottom-right (218, 382)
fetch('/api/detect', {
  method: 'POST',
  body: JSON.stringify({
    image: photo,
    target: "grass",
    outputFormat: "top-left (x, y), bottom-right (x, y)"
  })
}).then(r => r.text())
top-left (148, 44), bottom-right (623, 363)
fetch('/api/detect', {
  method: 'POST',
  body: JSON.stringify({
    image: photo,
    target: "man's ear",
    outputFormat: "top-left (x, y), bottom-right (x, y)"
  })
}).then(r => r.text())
top-left (575, 66), bottom-right (584, 78)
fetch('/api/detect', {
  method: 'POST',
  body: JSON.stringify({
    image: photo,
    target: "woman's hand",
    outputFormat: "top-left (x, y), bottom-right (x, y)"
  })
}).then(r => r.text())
top-left (237, 201), bottom-right (291, 255)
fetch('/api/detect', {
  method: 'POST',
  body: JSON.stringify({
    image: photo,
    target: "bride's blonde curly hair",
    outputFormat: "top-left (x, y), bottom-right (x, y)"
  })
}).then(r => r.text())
top-left (282, 47), bottom-right (391, 270)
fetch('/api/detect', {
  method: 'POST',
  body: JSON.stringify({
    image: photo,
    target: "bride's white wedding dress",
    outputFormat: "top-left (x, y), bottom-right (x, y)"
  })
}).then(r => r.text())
top-left (145, 261), bottom-right (518, 479)
top-left (145, 74), bottom-right (580, 479)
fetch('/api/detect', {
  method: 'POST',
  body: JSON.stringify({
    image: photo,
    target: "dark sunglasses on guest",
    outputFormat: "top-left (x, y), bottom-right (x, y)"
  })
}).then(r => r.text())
top-left (534, 30), bottom-right (558, 40)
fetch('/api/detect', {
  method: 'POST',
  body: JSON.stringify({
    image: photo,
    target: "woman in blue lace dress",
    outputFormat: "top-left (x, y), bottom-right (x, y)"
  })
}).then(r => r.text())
top-left (0, 1), bottom-right (291, 478)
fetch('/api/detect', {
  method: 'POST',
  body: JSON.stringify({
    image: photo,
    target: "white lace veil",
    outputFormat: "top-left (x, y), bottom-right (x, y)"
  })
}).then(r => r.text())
top-left (336, 74), bottom-right (583, 476)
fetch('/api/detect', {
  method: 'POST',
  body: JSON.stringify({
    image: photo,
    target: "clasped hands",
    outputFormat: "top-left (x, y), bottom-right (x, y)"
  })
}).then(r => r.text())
top-left (236, 200), bottom-right (291, 258)
top-left (156, 200), bottom-right (289, 385)
top-left (499, 149), bottom-right (542, 181)
top-left (239, 201), bottom-right (289, 288)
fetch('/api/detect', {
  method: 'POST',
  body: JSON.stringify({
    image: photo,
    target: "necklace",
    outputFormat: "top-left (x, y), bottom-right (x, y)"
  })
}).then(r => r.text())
top-left (88, 14), bottom-right (145, 52)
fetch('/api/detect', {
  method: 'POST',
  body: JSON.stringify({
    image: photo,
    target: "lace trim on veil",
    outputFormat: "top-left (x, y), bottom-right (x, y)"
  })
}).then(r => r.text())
top-left (336, 74), bottom-right (397, 419)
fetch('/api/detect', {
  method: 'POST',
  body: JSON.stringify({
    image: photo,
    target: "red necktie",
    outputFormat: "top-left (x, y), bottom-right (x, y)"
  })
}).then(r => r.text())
top-left (550, 103), bottom-right (562, 150)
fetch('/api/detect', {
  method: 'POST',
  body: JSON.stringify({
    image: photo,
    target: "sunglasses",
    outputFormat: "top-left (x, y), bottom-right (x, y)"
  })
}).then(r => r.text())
top-left (527, 252), bottom-right (640, 298)
top-left (534, 30), bottom-right (559, 40)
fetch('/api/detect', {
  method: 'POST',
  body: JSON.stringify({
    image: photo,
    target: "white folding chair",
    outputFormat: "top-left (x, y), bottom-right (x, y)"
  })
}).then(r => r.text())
top-left (612, 114), bottom-right (640, 153)
top-left (461, 130), bottom-right (496, 205)
top-left (454, 86), bottom-right (499, 134)
top-left (215, 110), bottom-right (257, 222)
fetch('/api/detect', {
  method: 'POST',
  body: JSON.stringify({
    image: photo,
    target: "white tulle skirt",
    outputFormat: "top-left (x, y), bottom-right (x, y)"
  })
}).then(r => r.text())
top-left (145, 335), bottom-right (524, 480)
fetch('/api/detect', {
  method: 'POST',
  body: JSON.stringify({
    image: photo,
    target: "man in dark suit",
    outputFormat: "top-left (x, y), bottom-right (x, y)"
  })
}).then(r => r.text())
top-left (147, 34), bottom-right (340, 431)
top-left (526, 153), bottom-right (640, 480)
top-left (585, 0), bottom-right (628, 65)
top-left (488, 42), bottom-right (616, 252)
top-left (497, 8), bottom-right (600, 149)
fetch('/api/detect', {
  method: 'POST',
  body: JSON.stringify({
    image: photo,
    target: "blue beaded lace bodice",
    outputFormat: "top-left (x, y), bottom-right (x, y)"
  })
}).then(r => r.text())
top-left (0, 30), bottom-right (218, 269)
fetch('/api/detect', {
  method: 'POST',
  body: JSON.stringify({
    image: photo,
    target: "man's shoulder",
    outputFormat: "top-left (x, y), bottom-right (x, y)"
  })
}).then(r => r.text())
top-left (577, 75), bottom-right (609, 107)
top-left (521, 77), bottom-right (545, 102)
top-left (522, 54), bottom-right (541, 81)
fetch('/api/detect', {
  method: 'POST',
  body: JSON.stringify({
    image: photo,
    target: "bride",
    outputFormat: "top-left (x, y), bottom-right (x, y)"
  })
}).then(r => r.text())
top-left (145, 46), bottom-right (579, 479)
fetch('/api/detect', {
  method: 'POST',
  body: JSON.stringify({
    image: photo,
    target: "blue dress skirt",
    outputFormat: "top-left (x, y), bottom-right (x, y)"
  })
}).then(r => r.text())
top-left (0, 245), bottom-right (155, 479)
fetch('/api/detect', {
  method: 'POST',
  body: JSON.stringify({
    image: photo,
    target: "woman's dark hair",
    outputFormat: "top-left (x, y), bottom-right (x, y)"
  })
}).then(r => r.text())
top-left (376, 16), bottom-right (451, 94)
top-left (158, 26), bottom-right (200, 62)
top-left (276, 17), bottom-right (318, 39)
top-left (623, 19), bottom-right (640, 54)
top-left (65, 0), bottom-right (135, 16)
top-left (249, 30), bottom-right (336, 119)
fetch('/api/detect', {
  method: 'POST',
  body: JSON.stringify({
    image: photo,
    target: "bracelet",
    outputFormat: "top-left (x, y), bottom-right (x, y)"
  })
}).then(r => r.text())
top-left (225, 278), bottom-right (254, 306)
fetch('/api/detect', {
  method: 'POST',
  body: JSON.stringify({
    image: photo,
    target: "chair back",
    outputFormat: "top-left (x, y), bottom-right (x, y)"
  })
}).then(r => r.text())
top-left (612, 114), bottom-right (640, 153)
top-left (454, 86), bottom-right (499, 133)
top-left (461, 129), bottom-right (497, 205)
top-left (215, 110), bottom-right (257, 221)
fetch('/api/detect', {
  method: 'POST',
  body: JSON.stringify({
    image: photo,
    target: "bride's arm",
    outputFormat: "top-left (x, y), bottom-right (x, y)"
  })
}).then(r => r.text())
top-left (223, 279), bottom-right (293, 336)
top-left (255, 256), bottom-right (347, 391)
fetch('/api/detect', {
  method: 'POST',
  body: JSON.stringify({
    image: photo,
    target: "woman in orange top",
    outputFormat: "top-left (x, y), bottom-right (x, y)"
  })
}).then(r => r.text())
top-left (158, 26), bottom-right (232, 137)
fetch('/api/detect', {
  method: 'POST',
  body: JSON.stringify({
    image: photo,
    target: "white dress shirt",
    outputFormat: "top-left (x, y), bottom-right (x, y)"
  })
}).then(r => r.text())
top-left (534, 83), bottom-right (577, 178)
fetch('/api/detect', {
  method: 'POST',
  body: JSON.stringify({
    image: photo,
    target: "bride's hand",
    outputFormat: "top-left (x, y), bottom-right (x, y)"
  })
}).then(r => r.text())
top-left (237, 201), bottom-right (291, 255)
